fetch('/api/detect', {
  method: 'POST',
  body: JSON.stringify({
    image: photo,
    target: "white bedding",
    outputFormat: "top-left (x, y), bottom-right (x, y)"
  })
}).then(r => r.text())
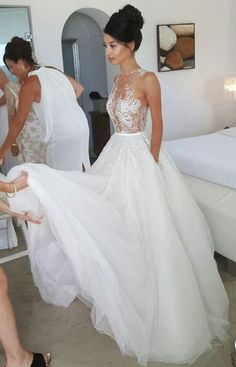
top-left (164, 127), bottom-right (236, 190)
top-left (183, 174), bottom-right (236, 262)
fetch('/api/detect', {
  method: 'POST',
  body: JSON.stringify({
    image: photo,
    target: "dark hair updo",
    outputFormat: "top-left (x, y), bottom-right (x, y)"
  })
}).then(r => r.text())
top-left (3, 36), bottom-right (35, 66)
top-left (104, 4), bottom-right (144, 51)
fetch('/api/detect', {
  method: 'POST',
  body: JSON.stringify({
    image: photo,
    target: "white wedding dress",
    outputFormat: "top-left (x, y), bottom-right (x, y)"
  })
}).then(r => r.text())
top-left (7, 69), bottom-right (229, 365)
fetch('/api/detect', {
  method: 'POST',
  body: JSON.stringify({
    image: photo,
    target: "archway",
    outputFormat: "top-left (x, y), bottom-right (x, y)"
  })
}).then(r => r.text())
top-left (61, 8), bottom-right (117, 161)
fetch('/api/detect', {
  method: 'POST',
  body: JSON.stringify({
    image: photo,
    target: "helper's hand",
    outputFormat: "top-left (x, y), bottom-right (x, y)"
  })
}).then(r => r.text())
top-left (16, 210), bottom-right (43, 224)
top-left (14, 172), bottom-right (29, 191)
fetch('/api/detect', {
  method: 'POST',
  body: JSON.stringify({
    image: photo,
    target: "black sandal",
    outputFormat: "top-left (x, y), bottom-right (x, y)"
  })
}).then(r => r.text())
top-left (30, 353), bottom-right (51, 367)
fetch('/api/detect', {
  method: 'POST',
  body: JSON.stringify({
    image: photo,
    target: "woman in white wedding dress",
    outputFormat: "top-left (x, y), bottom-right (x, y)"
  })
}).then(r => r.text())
top-left (0, 5), bottom-right (229, 366)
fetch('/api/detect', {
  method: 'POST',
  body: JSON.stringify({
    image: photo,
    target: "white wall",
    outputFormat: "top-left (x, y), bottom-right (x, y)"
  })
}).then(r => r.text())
top-left (1, 0), bottom-right (236, 139)
top-left (0, 7), bottom-right (30, 43)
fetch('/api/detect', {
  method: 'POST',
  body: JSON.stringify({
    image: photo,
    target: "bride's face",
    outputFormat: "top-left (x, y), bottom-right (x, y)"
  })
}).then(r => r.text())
top-left (103, 34), bottom-right (134, 65)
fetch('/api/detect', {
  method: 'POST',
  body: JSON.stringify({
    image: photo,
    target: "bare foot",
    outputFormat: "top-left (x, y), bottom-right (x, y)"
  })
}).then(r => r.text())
top-left (5, 351), bottom-right (32, 367)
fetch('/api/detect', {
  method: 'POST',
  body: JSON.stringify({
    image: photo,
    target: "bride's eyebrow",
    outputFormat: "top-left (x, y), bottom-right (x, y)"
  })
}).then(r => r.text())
top-left (103, 41), bottom-right (116, 46)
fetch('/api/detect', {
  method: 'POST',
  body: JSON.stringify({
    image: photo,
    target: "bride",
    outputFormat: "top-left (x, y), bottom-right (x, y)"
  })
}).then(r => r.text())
top-left (0, 5), bottom-right (229, 366)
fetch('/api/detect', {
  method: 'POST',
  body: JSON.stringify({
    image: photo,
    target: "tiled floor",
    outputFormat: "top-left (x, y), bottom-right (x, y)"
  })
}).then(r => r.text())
top-left (0, 250), bottom-right (235, 367)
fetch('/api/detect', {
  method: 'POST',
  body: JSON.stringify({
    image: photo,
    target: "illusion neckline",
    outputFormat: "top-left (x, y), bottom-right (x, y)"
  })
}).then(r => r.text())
top-left (118, 67), bottom-right (142, 78)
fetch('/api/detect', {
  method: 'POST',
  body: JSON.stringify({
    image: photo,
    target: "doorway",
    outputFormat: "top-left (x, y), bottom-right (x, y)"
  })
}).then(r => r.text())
top-left (61, 9), bottom-right (117, 162)
top-left (62, 38), bottom-right (83, 108)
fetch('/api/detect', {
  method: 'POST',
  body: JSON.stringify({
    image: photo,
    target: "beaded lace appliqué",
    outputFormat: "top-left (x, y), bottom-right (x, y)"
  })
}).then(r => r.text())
top-left (107, 69), bottom-right (148, 134)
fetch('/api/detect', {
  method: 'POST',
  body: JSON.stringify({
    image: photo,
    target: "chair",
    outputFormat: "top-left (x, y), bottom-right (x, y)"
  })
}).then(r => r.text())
top-left (0, 212), bottom-right (28, 264)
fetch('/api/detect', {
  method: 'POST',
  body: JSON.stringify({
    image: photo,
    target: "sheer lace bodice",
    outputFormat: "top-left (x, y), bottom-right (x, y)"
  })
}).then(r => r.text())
top-left (107, 68), bottom-right (148, 134)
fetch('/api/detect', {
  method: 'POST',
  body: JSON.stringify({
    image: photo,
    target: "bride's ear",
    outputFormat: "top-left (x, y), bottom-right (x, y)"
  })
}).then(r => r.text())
top-left (128, 41), bottom-right (135, 53)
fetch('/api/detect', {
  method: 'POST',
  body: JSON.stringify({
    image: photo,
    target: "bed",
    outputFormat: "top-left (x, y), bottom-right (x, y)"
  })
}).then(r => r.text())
top-left (164, 127), bottom-right (236, 263)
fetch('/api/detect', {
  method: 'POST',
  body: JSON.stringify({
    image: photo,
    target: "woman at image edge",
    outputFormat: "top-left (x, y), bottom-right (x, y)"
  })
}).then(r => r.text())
top-left (0, 5), bottom-right (229, 366)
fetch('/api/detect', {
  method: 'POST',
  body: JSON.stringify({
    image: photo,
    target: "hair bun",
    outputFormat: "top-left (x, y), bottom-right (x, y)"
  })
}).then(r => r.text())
top-left (103, 4), bottom-right (144, 51)
top-left (11, 36), bottom-right (26, 44)
top-left (119, 4), bottom-right (144, 30)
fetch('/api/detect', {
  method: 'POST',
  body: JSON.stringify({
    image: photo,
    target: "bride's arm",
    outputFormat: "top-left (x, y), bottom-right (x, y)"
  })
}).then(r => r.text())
top-left (143, 72), bottom-right (163, 162)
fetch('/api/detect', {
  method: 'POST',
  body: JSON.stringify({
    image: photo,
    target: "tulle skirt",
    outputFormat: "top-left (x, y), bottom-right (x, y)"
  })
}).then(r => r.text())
top-left (8, 132), bottom-right (229, 365)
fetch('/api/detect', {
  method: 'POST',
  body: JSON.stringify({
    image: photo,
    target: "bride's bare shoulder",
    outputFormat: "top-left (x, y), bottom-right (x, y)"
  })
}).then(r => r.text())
top-left (142, 71), bottom-right (160, 91)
